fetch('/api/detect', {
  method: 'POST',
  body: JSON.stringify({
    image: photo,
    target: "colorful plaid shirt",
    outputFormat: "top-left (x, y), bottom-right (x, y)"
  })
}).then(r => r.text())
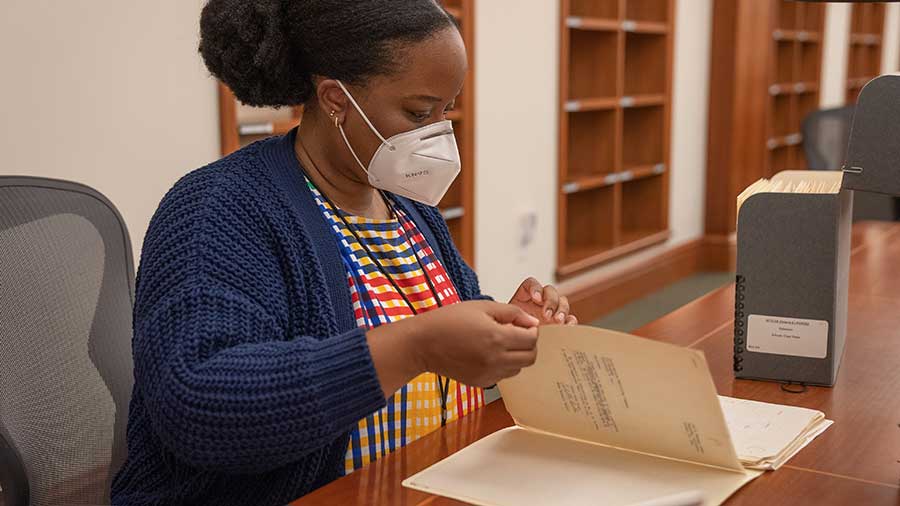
top-left (308, 180), bottom-right (485, 474)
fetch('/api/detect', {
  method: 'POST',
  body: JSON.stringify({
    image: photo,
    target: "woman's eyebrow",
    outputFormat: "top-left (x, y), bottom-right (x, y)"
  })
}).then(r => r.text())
top-left (405, 94), bottom-right (444, 102)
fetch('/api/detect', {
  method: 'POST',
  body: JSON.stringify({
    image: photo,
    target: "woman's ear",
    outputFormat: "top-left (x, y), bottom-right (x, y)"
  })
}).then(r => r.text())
top-left (316, 78), bottom-right (348, 126)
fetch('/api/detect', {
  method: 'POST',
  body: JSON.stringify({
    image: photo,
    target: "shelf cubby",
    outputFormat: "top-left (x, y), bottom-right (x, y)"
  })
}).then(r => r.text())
top-left (771, 94), bottom-right (792, 138)
top-left (620, 174), bottom-right (665, 243)
top-left (801, 4), bottom-right (824, 32)
top-left (775, 41), bottom-right (796, 85)
top-left (852, 5), bottom-right (867, 34)
top-left (569, 0), bottom-right (618, 20)
top-left (769, 146), bottom-right (791, 176)
top-left (563, 186), bottom-right (617, 265)
top-left (569, 30), bottom-right (619, 100)
top-left (789, 143), bottom-right (806, 171)
top-left (624, 33), bottom-right (667, 96)
top-left (442, 177), bottom-right (464, 210)
top-left (848, 43), bottom-right (868, 80)
top-left (853, 3), bottom-right (885, 36)
top-left (799, 42), bottom-right (820, 83)
top-left (796, 92), bottom-right (818, 127)
top-left (625, 0), bottom-right (668, 23)
top-left (445, 214), bottom-right (463, 244)
top-left (567, 110), bottom-right (617, 179)
top-left (623, 105), bottom-right (664, 169)
top-left (865, 45), bottom-right (881, 76)
top-left (776, 1), bottom-right (799, 30)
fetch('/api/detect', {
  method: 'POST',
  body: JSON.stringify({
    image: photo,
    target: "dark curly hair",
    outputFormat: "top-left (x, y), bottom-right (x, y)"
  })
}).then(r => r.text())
top-left (199, 0), bottom-right (457, 108)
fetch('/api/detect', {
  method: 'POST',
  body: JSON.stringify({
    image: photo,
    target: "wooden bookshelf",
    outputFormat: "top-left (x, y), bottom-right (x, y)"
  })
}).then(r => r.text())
top-left (768, 1), bottom-right (825, 176)
top-left (556, 0), bottom-right (674, 278)
top-left (216, 2), bottom-right (476, 265)
top-left (217, 84), bottom-right (303, 156)
top-left (437, 0), bottom-right (476, 265)
top-left (705, 1), bottom-right (825, 236)
top-left (846, 3), bottom-right (886, 104)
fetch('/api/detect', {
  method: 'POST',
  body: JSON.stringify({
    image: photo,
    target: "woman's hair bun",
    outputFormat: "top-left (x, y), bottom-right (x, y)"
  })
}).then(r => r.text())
top-left (199, 0), bottom-right (312, 107)
top-left (199, 0), bottom-right (456, 108)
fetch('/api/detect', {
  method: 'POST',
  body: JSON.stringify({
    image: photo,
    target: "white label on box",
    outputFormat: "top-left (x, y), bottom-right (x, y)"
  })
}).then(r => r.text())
top-left (746, 315), bottom-right (828, 359)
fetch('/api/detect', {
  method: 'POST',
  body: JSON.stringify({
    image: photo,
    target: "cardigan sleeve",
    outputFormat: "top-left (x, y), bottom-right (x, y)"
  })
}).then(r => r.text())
top-left (133, 281), bottom-right (386, 475)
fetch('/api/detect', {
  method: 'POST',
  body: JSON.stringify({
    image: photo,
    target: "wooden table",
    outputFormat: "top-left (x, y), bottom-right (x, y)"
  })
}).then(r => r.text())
top-left (292, 222), bottom-right (900, 506)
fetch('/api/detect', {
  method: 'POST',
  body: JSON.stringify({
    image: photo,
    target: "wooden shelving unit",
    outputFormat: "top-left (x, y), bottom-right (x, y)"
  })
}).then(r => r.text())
top-left (216, 2), bottom-right (476, 265)
top-left (705, 0), bottom-right (825, 236)
top-left (557, 0), bottom-right (674, 278)
top-left (765, 1), bottom-right (825, 177)
top-left (846, 3), bottom-right (885, 104)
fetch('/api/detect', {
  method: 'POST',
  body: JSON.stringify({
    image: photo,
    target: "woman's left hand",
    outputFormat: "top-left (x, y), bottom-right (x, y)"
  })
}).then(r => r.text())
top-left (508, 277), bottom-right (578, 326)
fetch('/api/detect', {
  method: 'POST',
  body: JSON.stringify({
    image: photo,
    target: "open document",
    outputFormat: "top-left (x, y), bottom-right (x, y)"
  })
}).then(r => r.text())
top-left (402, 326), bottom-right (831, 506)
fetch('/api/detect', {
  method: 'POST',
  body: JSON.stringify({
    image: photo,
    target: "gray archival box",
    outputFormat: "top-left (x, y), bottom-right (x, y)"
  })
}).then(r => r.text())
top-left (734, 74), bottom-right (900, 387)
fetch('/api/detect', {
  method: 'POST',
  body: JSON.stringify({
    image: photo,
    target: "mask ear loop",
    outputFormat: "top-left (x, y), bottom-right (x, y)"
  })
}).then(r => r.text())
top-left (335, 79), bottom-right (395, 151)
top-left (337, 120), bottom-right (370, 174)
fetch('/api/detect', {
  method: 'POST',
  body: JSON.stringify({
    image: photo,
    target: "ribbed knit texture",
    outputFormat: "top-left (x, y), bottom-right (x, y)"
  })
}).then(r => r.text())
top-left (110, 129), bottom-right (487, 506)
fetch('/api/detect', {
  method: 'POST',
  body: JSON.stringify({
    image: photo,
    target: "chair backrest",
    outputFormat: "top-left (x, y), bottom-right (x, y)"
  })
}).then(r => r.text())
top-left (0, 177), bottom-right (135, 506)
top-left (801, 106), bottom-right (855, 171)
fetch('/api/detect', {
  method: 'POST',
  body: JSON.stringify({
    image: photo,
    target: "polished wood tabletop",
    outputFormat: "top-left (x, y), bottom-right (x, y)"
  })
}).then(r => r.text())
top-left (291, 222), bottom-right (900, 506)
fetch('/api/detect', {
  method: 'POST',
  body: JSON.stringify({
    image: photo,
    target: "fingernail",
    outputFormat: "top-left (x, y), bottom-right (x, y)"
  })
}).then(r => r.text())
top-left (532, 291), bottom-right (542, 303)
top-left (544, 309), bottom-right (553, 320)
top-left (555, 313), bottom-right (565, 323)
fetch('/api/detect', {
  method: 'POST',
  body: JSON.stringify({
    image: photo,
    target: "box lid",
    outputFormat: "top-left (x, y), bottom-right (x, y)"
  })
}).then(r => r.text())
top-left (842, 74), bottom-right (900, 197)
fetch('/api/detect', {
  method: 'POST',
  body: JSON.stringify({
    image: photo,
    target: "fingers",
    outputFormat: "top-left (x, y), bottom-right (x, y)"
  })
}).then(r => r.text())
top-left (541, 285), bottom-right (560, 322)
top-left (565, 314), bottom-right (578, 326)
top-left (495, 368), bottom-right (524, 382)
top-left (551, 295), bottom-right (570, 324)
top-left (511, 277), bottom-right (543, 304)
top-left (499, 325), bottom-right (538, 351)
top-left (486, 302), bottom-right (540, 328)
top-left (504, 349), bottom-right (538, 368)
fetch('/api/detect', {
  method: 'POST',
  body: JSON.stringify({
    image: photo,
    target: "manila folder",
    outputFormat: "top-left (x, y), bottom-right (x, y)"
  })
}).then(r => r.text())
top-left (402, 325), bottom-right (761, 506)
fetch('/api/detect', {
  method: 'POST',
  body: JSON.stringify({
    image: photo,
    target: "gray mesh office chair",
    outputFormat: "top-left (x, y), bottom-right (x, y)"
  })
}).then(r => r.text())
top-left (0, 177), bottom-right (135, 505)
top-left (802, 106), bottom-right (900, 221)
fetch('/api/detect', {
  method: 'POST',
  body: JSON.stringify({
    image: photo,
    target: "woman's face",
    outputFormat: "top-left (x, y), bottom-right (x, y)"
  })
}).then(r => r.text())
top-left (333, 26), bottom-right (467, 177)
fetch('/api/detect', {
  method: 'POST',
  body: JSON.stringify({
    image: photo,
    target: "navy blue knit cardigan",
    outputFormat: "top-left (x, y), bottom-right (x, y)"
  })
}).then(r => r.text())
top-left (110, 128), bottom-right (487, 505)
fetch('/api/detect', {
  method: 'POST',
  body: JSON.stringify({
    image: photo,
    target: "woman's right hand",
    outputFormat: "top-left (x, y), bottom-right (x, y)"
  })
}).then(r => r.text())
top-left (367, 301), bottom-right (540, 395)
top-left (412, 301), bottom-right (540, 387)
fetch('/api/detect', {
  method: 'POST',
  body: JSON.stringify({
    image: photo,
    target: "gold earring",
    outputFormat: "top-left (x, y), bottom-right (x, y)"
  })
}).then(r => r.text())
top-left (329, 110), bottom-right (335, 117)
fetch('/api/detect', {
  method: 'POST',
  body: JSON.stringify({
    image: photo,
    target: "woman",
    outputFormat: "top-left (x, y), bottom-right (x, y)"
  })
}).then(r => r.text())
top-left (111, 1), bottom-right (577, 504)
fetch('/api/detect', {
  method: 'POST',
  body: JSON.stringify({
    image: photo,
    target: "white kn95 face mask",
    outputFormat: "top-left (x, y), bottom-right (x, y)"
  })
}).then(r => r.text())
top-left (335, 80), bottom-right (461, 207)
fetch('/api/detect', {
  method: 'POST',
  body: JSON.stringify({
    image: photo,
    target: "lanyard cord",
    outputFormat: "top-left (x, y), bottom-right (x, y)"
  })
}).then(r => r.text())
top-left (316, 187), bottom-right (454, 427)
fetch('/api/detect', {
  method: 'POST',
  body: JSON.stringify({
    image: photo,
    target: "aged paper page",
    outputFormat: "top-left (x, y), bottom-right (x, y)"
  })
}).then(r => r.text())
top-left (719, 396), bottom-right (833, 469)
top-left (403, 427), bottom-right (758, 506)
top-left (498, 325), bottom-right (744, 472)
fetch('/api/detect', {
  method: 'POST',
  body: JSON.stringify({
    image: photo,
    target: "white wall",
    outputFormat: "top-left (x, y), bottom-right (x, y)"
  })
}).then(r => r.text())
top-left (472, 0), bottom-right (559, 299)
top-left (883, 4), bottom-right (900, 74)
top-left (821, 3), bottom-right (852, 108)
top-left (475, 0), bottom-right (714, 299)
top-left (0, 0), bottom-right (219, 262)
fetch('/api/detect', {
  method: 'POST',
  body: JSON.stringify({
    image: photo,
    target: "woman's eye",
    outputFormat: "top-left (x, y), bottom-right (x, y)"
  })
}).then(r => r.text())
top-left (409, 111), bottom-right (430, 122)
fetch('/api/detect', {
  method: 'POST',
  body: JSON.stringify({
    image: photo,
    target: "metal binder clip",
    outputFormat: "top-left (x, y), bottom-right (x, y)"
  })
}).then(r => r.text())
top-left (841, 165), bottom-right (863, 174)
top-left (780, 382), bottom-right (807, 394)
